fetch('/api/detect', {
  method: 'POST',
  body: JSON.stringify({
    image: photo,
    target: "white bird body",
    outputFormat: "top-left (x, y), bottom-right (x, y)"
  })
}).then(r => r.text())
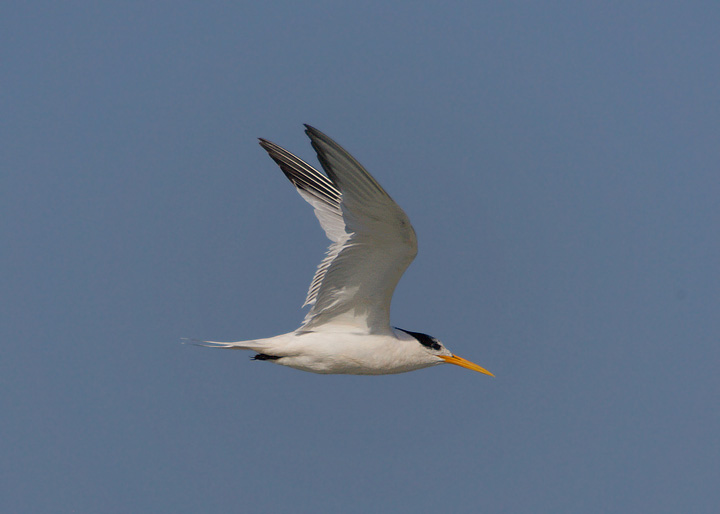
top-left (200, 327), bottom-right (451, 375)
top-left (194, 125), bottom-right (493, 377)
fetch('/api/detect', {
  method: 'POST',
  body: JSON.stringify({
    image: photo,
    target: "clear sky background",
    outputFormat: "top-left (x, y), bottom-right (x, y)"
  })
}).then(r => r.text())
top-left (2, 2), bottom-right (719, 513)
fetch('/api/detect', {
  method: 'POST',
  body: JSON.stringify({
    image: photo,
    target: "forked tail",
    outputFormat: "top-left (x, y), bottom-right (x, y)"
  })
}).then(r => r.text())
top-left (181, 338), bottom-right (266, 351)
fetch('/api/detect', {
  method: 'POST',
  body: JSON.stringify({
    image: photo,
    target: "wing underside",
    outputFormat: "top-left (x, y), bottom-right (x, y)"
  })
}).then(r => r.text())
top-left (258, 126), bottom-right (417, 333)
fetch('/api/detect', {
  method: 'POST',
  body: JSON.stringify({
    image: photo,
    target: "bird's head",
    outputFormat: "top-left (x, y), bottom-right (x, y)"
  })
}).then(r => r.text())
top-left (397, 328), bottom-right (494, 376)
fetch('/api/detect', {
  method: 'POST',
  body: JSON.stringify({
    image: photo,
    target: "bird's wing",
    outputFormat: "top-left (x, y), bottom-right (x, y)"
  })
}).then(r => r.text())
top-left (258, 125), bottom-right (418, 333)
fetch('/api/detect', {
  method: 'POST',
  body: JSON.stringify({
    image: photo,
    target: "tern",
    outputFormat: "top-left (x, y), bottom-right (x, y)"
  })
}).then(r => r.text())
top-left (195, 125), bottom-right (493, 377)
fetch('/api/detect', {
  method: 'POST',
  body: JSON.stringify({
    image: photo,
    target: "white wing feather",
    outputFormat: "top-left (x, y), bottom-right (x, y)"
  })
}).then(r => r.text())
top-left (258, 125), bottom-right (418, 333)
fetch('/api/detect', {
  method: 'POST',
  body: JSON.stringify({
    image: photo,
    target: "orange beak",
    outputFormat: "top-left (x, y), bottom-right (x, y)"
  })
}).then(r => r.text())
top-left (439, 354), bottom-right (494, 376)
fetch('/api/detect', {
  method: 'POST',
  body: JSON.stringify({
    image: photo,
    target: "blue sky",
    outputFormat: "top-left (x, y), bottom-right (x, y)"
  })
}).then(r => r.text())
top-left (2, 2), bottom-right (719, 513)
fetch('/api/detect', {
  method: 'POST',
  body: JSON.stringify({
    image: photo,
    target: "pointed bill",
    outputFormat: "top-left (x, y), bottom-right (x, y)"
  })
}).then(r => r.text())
top-left (439, 354), bottom-right (494, 376)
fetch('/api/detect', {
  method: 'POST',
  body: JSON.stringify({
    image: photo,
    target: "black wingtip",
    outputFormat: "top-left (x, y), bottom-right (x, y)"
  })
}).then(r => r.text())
top-left (258, 138), bottom-right (285, 156)
top-left (304, 124), bottom-right (324, 140)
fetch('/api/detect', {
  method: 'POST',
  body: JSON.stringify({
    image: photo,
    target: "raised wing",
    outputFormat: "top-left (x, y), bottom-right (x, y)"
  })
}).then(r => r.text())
top-left (258, 125), bottom-right (418, 333)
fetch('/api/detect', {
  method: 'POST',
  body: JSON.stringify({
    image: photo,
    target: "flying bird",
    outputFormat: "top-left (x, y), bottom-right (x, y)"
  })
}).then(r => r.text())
top-left (195, 125), bottom-right (493, 377)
